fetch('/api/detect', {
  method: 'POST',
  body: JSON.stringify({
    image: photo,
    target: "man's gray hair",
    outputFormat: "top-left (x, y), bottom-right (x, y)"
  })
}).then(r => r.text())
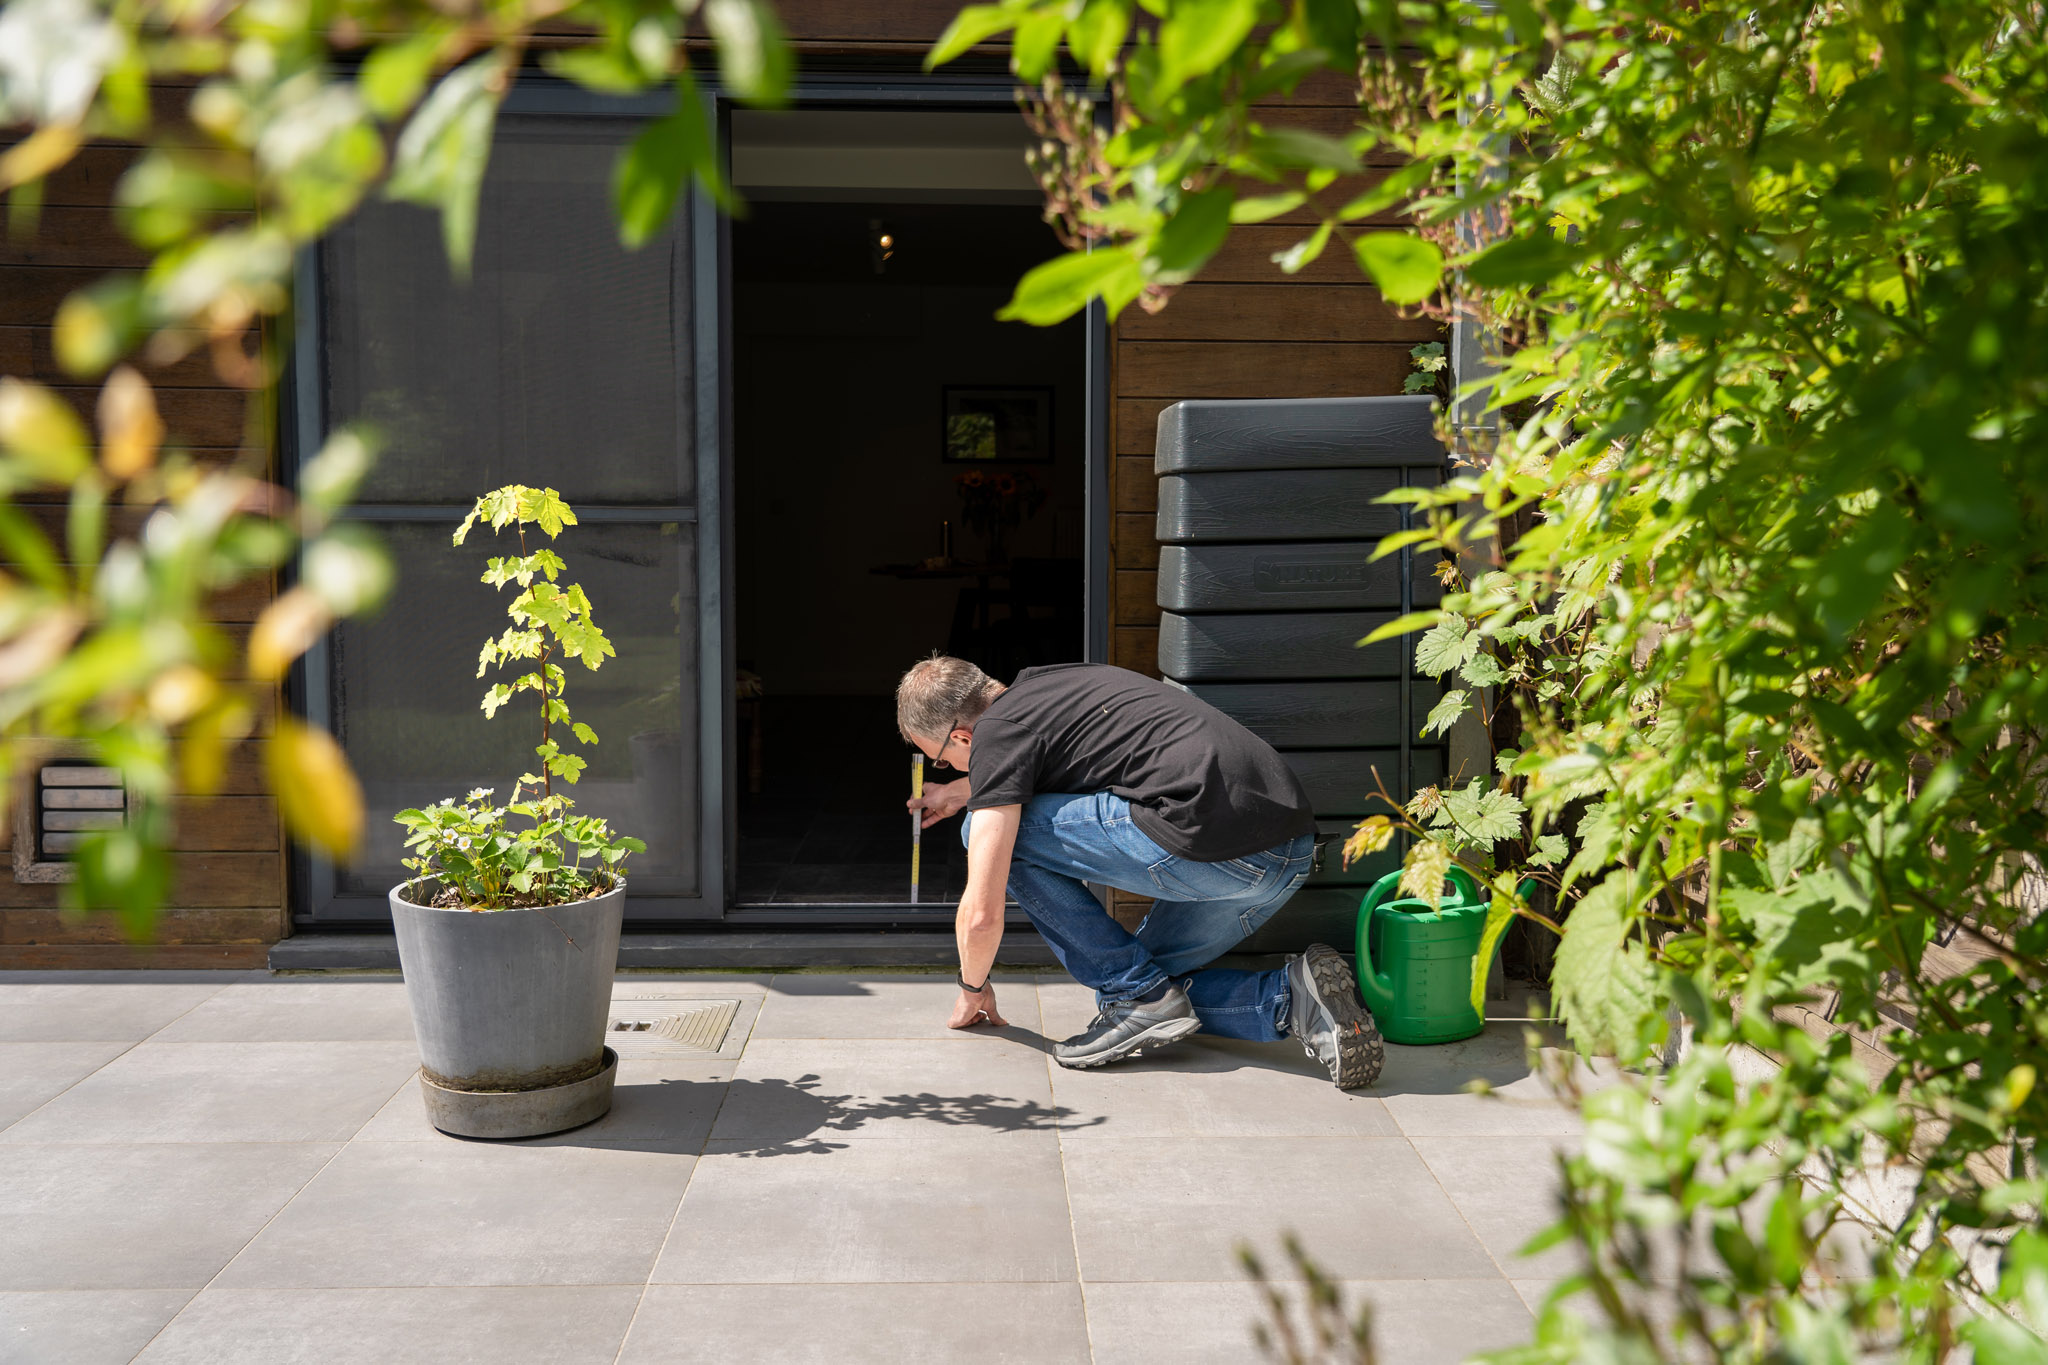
top-left (896, 654), bottom-right (1003, 742)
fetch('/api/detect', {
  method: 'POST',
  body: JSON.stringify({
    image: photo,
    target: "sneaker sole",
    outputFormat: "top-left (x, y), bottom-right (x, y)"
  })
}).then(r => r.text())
top-left (1054, 1015), bottom-right (1202, 1069)
top-left (1301, 944), bottom-right (1385, 1089)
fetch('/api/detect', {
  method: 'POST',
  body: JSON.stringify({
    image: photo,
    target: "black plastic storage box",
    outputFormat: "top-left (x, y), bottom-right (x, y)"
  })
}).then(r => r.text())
top-left (1153, 395), bottom-right (1448, 951)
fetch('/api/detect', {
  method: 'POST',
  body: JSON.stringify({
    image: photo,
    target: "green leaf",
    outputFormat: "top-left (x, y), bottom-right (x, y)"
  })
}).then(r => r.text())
top-left (1011, 8), bottom-right (1065, 80)
top-left (1066, 0), bottom-right (1132, 79)
top-left (1357, 610), bottom-right (1441, 646)
top-left (1413, 617), bottom-right (1475, 676)
top-left (998, 247), bottom-right (1144, 325)
top-left (1336, 161), bottom-right (1433, 221)
top-left (1272, 220), bottom-right (1332, 275)
top-left (1459, 651), bottom-right (1506, 687)
top-left (1549, 872), bottom-right (1655, 1056)
top-left (1294, 0), bottom-right (1360, 68)
top-left (1148, 185), bottom-right (1234, 281)
top-left (615, 68), bottom-right (722, 245)
top-left (1398, 838), bottom-right (1452, 907)
top-left (299, 428), bottom-right (377, 525)
top-left (1470, 894), bottom-right (1517, 1023)
top-left (1250, 127), bottom-right (1360, 171)
top-left (926, 5), bottom-right (1017, 69)
top-left (1529, 832), bottom-right (1567, 866)
top-left (1464, 232), bottom-right (1580, 289)
top-left (1157, 0), bottom-right (1259, 90)
top-left (570, 721), bottom-right (598, 745)
top-left (542, 45), bottom-right (659, 96)
top-left (703, 0), bottom-right (791, 104)
top-left (385, 50), bottom-right (510, 276)
top-left (1353, 231), bottom-right (1443, 305)
top-left (1438, 778), bottom-right (1525, 846)
top-left (1421, 689), bottom-right (1469, 737)
top-left (360, 28), bottom-right (454, 120)
top-left (1230, 191), bottom-right (1305, 223)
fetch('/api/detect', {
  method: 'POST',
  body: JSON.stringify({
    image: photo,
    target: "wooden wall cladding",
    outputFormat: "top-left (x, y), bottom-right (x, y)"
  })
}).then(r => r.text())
top-left (0, 129), bottom-right (287, 953)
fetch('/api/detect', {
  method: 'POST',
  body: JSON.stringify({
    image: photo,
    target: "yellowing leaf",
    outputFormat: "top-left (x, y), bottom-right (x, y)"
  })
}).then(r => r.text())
top-left (179, 695), bottom-right (256, 797)
top-left (1341, 815), bottom-right (1395, 869)
top-left (268, 716), bottom-right (364, 857)
top-left (96, 366), bottom-right (162, 479)
top-left (247, 586), bottom-right (333, 681)
top-left (0, 122), bottom-right (83, 191)
top-left (145, 662), bottom-right (217, 724)
top-left (0, 377), bottom-right (91, 483)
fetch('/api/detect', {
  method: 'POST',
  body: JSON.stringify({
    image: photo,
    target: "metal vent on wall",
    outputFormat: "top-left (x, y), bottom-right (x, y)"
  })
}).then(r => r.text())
top-left (12, 756), bottom-right (131, 884)
top-left (1152, 395), bottom-right (1448, 952)
top-left (605, 998), bottom-right (741, 1059)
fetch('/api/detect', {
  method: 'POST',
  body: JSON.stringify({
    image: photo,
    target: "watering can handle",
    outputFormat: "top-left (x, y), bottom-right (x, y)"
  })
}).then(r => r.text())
top-left (1357, 869), bottom-right (1403, 997)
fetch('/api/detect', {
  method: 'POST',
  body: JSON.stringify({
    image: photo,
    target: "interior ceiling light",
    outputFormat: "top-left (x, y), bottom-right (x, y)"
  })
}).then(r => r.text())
top-left (868, 219), bottom-right (895, 275)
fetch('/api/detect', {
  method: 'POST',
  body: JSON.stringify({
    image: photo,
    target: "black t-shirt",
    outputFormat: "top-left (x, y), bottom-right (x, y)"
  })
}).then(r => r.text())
top-left (963, 663), bottom-right (1314, 862)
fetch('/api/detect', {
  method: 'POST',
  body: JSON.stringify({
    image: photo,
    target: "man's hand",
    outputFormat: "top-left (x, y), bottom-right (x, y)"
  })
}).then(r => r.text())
top-left (909, 777), bottom-right (970, 829)
top-left (947, 984), bottom-right (1009, 1029)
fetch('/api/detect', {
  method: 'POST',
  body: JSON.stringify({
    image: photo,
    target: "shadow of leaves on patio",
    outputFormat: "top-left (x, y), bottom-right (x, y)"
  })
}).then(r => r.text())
top-left (657, 1072), bottom-right (1105, 1157)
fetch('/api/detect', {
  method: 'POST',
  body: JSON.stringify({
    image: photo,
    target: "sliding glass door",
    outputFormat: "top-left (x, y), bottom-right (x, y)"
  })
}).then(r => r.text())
top-left (294, 91), bottom-right (722, 921)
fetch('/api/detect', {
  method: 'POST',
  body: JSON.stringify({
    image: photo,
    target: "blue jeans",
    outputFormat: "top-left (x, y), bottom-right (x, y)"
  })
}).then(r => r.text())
top-left (964, 792), bottom-right (1314, 1042)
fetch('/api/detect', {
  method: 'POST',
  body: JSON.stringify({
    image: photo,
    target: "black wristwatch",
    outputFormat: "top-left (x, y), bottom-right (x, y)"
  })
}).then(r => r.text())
top-left (958, 973), bottom-right (989, 994)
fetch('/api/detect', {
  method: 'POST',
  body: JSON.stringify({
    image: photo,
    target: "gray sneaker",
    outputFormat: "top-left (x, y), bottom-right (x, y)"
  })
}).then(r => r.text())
top-left (1054, 984), bottom-right (1200, 1069)
top-left (1287, 944), bottom-right (1384, 1089)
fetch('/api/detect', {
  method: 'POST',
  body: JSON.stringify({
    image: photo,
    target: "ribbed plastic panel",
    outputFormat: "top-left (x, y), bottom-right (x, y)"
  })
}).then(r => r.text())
top-left (1148, 395), bottom-right (1447, 955)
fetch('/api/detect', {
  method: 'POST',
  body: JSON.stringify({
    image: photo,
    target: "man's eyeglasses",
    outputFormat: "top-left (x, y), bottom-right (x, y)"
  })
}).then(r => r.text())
top-left (931, 721), bottom-right (961, 769)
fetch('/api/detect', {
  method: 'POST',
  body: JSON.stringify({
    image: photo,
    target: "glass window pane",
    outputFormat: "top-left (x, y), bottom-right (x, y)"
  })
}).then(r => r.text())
top-left (323, 114), bottom-right (691, 505)
top-left (333, 520), bottom-right (699, 898)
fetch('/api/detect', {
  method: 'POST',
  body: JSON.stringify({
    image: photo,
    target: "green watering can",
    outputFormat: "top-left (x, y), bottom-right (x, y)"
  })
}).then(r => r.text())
top-left (1354, 866), bottom-right (1502, 1046)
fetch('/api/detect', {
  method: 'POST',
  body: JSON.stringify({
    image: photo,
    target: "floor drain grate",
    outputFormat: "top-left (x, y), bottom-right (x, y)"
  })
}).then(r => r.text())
top-left (603, 998), bottom-right (741, 1058)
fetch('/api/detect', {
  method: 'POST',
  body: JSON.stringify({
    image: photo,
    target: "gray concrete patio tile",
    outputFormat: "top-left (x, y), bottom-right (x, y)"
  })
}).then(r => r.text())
top-left (1062, 1137), bottom-right (1497, 1282)
top-left (0, 1042), bottom-right (131, 1130)
top-left (1412, 1135), bottom-right (1583, 1280)
top-left (711, 1038), bottom-right (1067, 1144)
top-left (1037, 980), bottom-right (1098, 1040)
top-left (1083, 1278), bottom-right (1531, 1365)
top-left (0, 1143), bottom-right (338, 1290)
top-left (356, 1062), bottom-right (731, 1148)
top-left (654, 1137), bottom-right (1075, 1282)
top-left (215, 1141), bottom-right (695, 1288)
top-left (1512, 1279), bottom-right (1559, 1314)
top-left (618, 1284), bottom-right (1091, 1363)
top-left (1048, 1036), bottom-right (1398, 1139)
top-left (0, 1290), bottom-right (192, 1365)
top-left (1372, 1028), bottom-right (1597, 1137)
top-left (0, 1041), bottom-right (420, 1144)
top-left (132, 1286), bottom-right (642, 1364)
top-left (150, 980), bottom-right (418, 1042)
top-left (0, 983), bottom-right (229, 1042)
top-left (612, 974), bottom-right (775, 995)
top-left (753, 973), bottom-right (1045, 1040)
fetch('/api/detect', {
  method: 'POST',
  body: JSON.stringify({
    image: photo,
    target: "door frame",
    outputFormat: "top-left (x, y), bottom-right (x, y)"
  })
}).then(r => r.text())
top-left (712, 73), bottom-right (1113, 924)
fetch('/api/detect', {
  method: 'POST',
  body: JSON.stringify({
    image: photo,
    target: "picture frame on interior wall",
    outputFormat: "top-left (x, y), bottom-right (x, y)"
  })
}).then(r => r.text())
top-left (11, 740), bottom-right (134, 885)
top-left (942, 385), bottom-right (1055, 464)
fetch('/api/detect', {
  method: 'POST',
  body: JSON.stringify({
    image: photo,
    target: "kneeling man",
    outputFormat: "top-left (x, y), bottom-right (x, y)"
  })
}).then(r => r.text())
top-left (899, 655), bottom-right (1382, 1088)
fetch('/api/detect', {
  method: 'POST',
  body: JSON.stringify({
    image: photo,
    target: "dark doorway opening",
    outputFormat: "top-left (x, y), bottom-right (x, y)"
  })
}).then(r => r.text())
top-left (732, 199), bottom-right (1085, 906)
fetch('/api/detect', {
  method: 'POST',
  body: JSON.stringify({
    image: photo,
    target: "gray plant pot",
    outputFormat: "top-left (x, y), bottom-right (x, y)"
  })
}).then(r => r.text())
top-left (388, 880), bottom-right (626, 1139)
